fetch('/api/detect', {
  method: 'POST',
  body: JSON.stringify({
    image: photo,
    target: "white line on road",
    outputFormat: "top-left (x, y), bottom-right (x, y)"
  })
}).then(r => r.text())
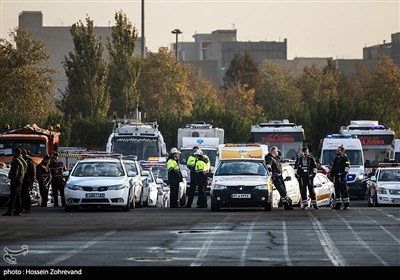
top-left (333, 211), bottom-right (389, 266)
top-left (190, 215), bottom-right (232, 266)
top-left (46, 230), bottom-right (117, 266)
top-left (377, 209), bottom-right (400, 223)
top-left (307, 211), bottom-right (347, 266)
top-left (282, 220), bottom-right (293, 266)
top-left (239, 217), bottom-right (259, 266)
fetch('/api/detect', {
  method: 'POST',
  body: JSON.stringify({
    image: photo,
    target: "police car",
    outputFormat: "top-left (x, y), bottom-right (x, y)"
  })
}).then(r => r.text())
top-left (64, 155), bottom-right (135, 211)
top-left (367, 163), bottom-right (400, 207)
top-left (210, 144), bottom-right (273, 211)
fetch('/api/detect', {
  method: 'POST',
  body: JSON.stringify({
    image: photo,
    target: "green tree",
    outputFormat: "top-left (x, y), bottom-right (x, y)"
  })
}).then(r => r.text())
top-left (61, 17), bottom-right (110, 119)
top-left (107, 11), bottom-right (141, 117)
top-left (0, 28), bottom-right (55, 128)
top-left (223, 52), bottom-right (260, 90)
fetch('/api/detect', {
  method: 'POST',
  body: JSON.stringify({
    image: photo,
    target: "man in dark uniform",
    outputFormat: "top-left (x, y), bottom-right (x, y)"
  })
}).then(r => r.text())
top-left (49, 152), bottom-right (67, 207)
top-left (185, 146), bottom-right (199, 208)
top-left (330, 146), bottom-right (351, 210)
top-left (166, 148), bottom-right (182, 208)
top-left (194, 149), bottom-right (209, 208)
top-left (3, 148), bottom-right (26, 216)
top-left (265, 146), bottom-right (293, 210)
top-left (294, 147), bottom-right (319, 209)
top-left (36, 155), bottom-right (51, 207)
top-left (20, 148), bottom-right (36, 213)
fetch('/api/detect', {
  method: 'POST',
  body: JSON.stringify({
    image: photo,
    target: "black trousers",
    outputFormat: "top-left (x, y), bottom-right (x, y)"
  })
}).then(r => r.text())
top-left (169, 182), bottom-right (179, 208)
top-left (185, 179), bottom-right (197, 207)
top-left (7, 181), bottom-right (23, 213)
top-left (299, 176), bottom-right (316, 203)
top-left (52, 183), bottom-right (66, 207)
top-left (333, 176), bottom-right (350, 207)
top-left (273, 176), bottom-right (291, 206)
top-left (39, 183), bottom-right (48, 207)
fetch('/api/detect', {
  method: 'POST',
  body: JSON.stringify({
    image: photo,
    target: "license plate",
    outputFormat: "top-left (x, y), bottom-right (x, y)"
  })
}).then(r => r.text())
top-left (85, 193), bottom-right (105, 198)
top-left (231, 193), bottom-right (251, 199)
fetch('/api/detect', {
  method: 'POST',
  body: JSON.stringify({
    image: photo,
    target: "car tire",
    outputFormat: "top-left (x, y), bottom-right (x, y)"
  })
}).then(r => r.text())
top-left (264, 202), bottom-right (272, 211)
top-left (179, 192), bottom-right (187, 207)
top-left (122, 200), bottom-right (130, 211)
top-left (211, 202), bottom-right (220, 211)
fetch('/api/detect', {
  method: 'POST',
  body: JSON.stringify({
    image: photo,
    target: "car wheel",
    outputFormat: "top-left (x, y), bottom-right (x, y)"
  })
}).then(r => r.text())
top-left (179, 192), bottom-right (187, 207)
top-left (211, 202), bottom-right (220, 211)
top-left (264, 202), bottom-right (272, 211)
top-left (122, 199), bottom-right (130, 211)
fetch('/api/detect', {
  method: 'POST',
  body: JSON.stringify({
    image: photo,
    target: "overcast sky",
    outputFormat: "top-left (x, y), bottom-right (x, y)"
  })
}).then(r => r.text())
top-left (1, 0), bottom-right (399, 59)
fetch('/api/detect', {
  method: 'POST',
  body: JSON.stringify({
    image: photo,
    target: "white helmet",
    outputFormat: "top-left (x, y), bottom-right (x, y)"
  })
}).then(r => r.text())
top-left (170, 147), bottom-right (181, 154)
top-left (194, 149), bottom-right (203, 155)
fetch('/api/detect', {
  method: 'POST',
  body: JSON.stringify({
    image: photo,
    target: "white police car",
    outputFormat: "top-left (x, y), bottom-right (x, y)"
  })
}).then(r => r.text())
top-left (367, 164), bottom-right (400, 207)
top-left (64, 156), bottom-right (135, 211)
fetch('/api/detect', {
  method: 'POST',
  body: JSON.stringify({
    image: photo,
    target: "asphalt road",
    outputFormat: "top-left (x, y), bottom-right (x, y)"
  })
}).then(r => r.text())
top-left (1, 199), bottom-right (399, 276)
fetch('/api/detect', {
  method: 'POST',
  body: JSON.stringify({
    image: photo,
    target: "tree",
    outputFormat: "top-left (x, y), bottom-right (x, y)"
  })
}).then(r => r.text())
top-left (107, 11), bottom-right (141, 118)
top-left (0, 28), bottom-right (55, 128)
top-left (223, 52), bottom-right (260, 90)
top-left (61, 17), bottom-right (110, 119)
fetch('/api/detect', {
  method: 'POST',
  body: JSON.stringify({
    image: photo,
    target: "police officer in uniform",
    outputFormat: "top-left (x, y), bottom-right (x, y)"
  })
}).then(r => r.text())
top-left (166, 147), bottom-right (182, 208)
top-left (20, 148), bottom-right (36, 213)
top-left (36, 155), bottom-right (51, 207)
top-left (49, 152), bottom-right (67, 207)
top-left (194, 149), bottom-right (208, 208)
top-left (330, 146), bottom-right (351, 210)
top-left (265, 146), bottom-right (293, 210)
top-left (185, 146), bottom-right (199, 208)
top-left (294, 147), bottom-right (318, 209)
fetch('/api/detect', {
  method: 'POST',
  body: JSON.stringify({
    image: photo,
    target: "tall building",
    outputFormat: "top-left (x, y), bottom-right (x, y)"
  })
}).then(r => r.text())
top-left (18, 11), bottom-right (142, 97)
top-left (172, 29), bottom-right (287, 86)
top-left (363, 32), bottom-right (400, 68)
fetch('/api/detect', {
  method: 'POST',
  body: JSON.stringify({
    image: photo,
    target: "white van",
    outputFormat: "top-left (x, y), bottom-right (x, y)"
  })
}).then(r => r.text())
top-left (390, 139), bottom-right (400, 163)
top-left (319, 134), bottom-right (366, 199)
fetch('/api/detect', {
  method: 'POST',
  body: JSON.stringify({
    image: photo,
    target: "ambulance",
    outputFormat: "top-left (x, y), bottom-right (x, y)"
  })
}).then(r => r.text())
top-left (390, 139), bottom-right (400, 163)
top-left (210, 143), bottom-right (273, 211)
top-left (319, 134), bottom-right (366, 199)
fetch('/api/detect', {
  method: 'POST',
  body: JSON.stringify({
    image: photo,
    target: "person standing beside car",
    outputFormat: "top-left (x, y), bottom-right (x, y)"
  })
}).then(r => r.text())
top-left (3, 148), bottom-right (26, 216)
top-left (20, 148), bottom-right (36, 213)
top-left (294, 147), bottom-right (318, 209)
top-left (166, 148), bottom-right (182, 208)
top-left (36, 155), bottom-right (51, 207)
top-left (49, 152), bottom-right (67, 207)
top-left (330, 146), bottom-right (351, 210)
top-left (185, 146), bottom-right (199, 208)
top-left (194, 149), bottom-right (209, 208)
top-left (265, 146), bottom-right (293, 210)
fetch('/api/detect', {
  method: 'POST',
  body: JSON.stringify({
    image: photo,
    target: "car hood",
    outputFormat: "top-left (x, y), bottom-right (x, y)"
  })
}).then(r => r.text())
top-left (67, 177), bottom-right (128, 187)
top-left (378, 182), bottom-right (400, 189)
top-left (214, 176), bottom-right (269, 186)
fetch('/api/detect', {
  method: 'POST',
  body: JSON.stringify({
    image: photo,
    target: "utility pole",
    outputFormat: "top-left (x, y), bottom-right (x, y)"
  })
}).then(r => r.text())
top-left (171, 29), bottom-right (182, 61)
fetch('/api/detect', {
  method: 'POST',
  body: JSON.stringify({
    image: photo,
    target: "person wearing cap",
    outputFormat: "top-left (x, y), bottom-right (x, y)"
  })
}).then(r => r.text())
top-left (194, 149), bottom-right (209, 208)
top-left (20, 148), bottom-right (36, 213)
top-left (166, 147), bottom-right (182, 208)
top-left (184, 146), bottom-right (199, 208)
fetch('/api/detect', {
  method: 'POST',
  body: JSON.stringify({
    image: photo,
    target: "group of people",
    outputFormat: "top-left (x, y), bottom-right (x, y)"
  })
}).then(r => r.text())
top-left (3, 149), bottom-right (67, 216)
top-left (270, 145), bottom-right (350, 210)
top-left (166, 146), bottom-right (210, 208)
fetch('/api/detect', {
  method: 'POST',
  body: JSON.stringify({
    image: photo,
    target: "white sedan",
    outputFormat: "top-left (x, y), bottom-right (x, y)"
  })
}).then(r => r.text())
top-left (64, 157), bottom-right (135, 211)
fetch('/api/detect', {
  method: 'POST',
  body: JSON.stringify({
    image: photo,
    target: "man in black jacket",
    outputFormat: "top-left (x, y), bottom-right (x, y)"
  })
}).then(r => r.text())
top-left (330, 146), bottom-right (351, 210)
top-left (265, 146), bottom-right (293, 210)
top-left (294, 147), bottom-right (318, 209)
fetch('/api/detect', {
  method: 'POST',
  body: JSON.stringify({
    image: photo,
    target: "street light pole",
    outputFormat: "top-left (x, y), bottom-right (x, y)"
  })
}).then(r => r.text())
top-left (171, 29), bottom-right (182, 61)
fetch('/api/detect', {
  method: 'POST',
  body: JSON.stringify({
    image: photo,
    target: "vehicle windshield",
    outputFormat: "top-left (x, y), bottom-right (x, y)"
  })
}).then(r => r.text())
top-left (0, 139), bottom-right (47, 156)
top-left (378, 169), bottom-right (400, 181)
top-left (124, 161), bottom-right (139, 176)
top-left (112, 136), bottom-right (159, 160)
top-left (215, 161), bottom-right (268, 176)
top-left (149, 166), bottom-right (168, 181)
top-left (321, 150), bottom-right (364, 166)
top-left (72, 161), bottom-right (125, 177)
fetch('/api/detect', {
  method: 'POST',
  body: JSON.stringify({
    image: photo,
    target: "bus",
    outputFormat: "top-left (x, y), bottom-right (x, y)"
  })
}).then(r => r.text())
top-left (339, 120), bottom-right (395, 170)
top-left (250, 119), bottom-right (306, 160)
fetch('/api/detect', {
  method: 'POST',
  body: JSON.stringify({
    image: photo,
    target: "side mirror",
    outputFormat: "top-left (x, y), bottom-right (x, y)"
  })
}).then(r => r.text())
top-left (127, 171), bottom-right (136, 177)
top-left (284, 176), bottom-right (291, 181)
top-left (156, 178), bottom-right (164, 184)
top-left (371, 175), bottom-right (376, 181)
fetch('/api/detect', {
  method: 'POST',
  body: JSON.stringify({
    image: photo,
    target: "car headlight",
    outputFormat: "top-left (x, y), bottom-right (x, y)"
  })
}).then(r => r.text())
top-left (108, 184), bottom-right (126, 190)
top-left (378, 187), bottom-right (387, 194)
top-left (213, 184), bottom-right (227, 190)
top-left (254, 184), bottom-right (269, 190)
top-left (357, 174), bottom-right (365, 180)
top-left (67, 185), bottom-right (83, 190)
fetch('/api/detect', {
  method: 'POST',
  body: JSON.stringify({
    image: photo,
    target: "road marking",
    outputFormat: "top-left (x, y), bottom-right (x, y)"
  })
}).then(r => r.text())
top-left (307, 211), bottom-right (347, 266)
top-left (190, 215), bottom-right (232, 266)
top-left (46, 230), bottom-right (117, 266)
top-left (239, 216), bottom-right (259, 266)
top-left (333, 211), bottom-right (389, 266)
top-left (282, 220), bottom-right (293, 266)
top-left (377, 209), bottom-right (400, 223)
top-left (356, 209), bottom-right (400, 245)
